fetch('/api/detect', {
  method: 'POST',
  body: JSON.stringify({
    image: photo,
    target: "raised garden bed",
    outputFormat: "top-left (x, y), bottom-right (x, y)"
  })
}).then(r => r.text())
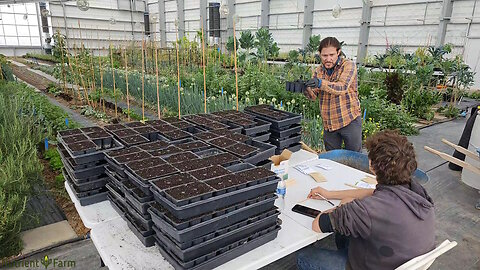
top-left (165, 152), bottom-right (199, 164)
top-left (148, 193), bottom-right (277, 242)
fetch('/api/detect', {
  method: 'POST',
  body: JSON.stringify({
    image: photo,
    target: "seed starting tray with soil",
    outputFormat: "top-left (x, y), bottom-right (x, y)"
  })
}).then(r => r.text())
top-left (208, 137), bottom-right (237, 149)
top-left (65, 176), bottom-right (108, 206)
top-left (162, 129), bottom-right (191, 142)
top-left (177, 141), bottom-right (210, 152)
top-left (110, 128), bottom-right (140, 138)
top-left (155, 223), bottom-right (281, 270)
top-left (125, 157), bottom-right (166, 172)
top-left (125, 187), bottom-right (153, 215)
top-left (194, 131), bottom-right (221, 142)
top-left (269, 124), bottom-right (302, 138)
top-left (58, 129), bottom-right (83, 137)
top-left (242, 140), bottom-right (277, 165)
top-left (125, 164), bottom-right (178, 195)
top-left (165, 152), bottom-right (199, 164)
top-left (241, 119), bottom-right (272, 136)
top-left (104, 124), bottom-right (126, 131)
top-left (85, 131), bottom-right (114, 149)
top-left (148, 193), bottom-right (276, 243)
top-left (133, 126), bottom-right (159, 141)
top-left (136, 140), bottom-right (170, 151)
top-left (245, 105), bottom-right (302, 129)
top-left (224, 143), bottom-right (259, 159)
top-left (154, 209), bottom-right (280, 262)
top-left (172, 158), bottom-right (211, 172)
top-left (152, 124), bottom-right (178, 133)
top-left (124, 121), bottom-right (146, 128)
top-left (251, 131), bottom-right (270, 142)
top-left (64, 168), bottom-right (108, 193)
top-left (60, 138), bottom-right (124, 165)
top-left (151, 173), bottom-right (279, 219)
top-left (118, 134), bottom-right (150, 147)
top-left (149, 145), bottom-right (183, 158)
top-left (61, 134), bottom-right (89, 144)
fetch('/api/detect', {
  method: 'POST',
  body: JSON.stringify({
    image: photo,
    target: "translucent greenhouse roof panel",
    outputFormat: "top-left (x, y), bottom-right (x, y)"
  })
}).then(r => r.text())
top-left (0, 2), bottom-right (41, 46)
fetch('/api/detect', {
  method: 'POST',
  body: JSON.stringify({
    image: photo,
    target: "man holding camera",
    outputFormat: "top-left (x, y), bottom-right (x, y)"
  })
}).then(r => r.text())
top-left (304, 37), bottom-right (362, 152)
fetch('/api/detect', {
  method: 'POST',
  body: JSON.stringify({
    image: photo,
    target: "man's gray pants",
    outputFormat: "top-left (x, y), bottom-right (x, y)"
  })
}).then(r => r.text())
top-left (323, 116), bottom-right (362, 152)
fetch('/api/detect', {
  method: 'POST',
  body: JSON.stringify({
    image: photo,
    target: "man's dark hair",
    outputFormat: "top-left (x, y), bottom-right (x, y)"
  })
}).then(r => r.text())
top-left (365, 130), bottom-right (417, 185)
top-left (318, 37), bottom-right (341, 52)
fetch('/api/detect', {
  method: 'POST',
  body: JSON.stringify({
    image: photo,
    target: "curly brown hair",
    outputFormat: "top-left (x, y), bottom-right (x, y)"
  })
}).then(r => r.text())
top-left (365, 130), bottom-right (417, 185)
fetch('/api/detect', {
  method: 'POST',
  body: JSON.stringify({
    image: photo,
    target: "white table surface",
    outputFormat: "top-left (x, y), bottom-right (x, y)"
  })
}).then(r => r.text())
top-left (65, 181), bottom-right (120, 229)
top-left (67, 150), bottom-right (373, 270)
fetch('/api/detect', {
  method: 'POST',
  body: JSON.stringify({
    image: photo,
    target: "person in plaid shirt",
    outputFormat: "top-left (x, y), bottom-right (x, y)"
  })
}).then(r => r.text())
top-left (304, 37), bottom-right (362, 152)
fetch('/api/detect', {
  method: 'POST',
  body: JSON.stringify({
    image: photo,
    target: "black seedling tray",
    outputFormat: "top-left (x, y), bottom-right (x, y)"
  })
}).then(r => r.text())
top-left (250, 131), bottom-right (270, 142)
top-left (126, 164), bottom-right (178, 194)
top-left (62, 160), bottom-right (106, 181)
top-left (125, 199), bottom-right (153, 230)
top-left (58, 129), bottom-right (83, 137)
top-left (136, 140), bottom-right (171, 151)
top-left (65, 169), bottom-right (108, 192)
top-left (195, 148), bottom-right (224, 158)
top-left (245, 106), bottom-right (302, 129)
top-left (106, 183), bottom-right (126, 205)
top-left (85, 132), bottom-right (114, 150)
top-left (152, 176), bottom-right (279, 219)
top-left (269, 134), bottom-right (302, 149)
top-left (108, 194), bottom-right (126, 217)
top-left (118, 134), bottom-right (150, 147)
top-left (124, 188), bottom-right (152, 215)
top-left (256, 159), bottom-right (273, 170)
top-left (275, 142), bottom-right (302, 155)
top-left (177, 141), bottom-right (210, 152)
top-left (165, 152), bottom-right (199, 164)
top-left (149, 145), bottom-right (183, 158)
top-left (193, 131), bottom-right (221, 142)
top-left (155, 223), bottom-right (281, 270)
top-left (133, 126), bottom-right (159, 141)
top-left (154, 209), bottom-right (279, 262)
top-left (60, 138), bottom-right (123, 165)
top-left (148, 193), bottom-right (276, 242)
top-left (243, 140), bottom-right (276, 165)
top-left (242, 119), bottom-right (271, 136)
top-left (270, 124), bottom-right (302, 138)
top-left (104, 124), bottom-right (126, 131)
top-left (58, 146), bottom-right (105, 172)
top-left (66, 180), bottom-right (108, 206)
top-left (125, 213), bottom-right (156, 247)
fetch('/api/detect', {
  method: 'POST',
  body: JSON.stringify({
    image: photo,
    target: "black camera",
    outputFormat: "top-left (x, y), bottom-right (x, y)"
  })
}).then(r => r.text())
top-left (286, 80), bottom-right (307, 93)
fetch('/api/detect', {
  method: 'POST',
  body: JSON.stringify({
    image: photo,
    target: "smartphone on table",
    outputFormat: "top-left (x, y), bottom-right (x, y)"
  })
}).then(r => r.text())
top-left (292, 204), bottom-right (321, 218)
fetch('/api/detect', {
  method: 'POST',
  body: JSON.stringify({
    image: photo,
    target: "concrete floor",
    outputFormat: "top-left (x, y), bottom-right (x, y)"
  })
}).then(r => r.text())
top-left (6, 116), bottom-right (478, 269)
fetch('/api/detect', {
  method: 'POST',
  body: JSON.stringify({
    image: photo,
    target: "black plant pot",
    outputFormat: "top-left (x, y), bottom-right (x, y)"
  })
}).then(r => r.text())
top-left (286, 81), bottom-right (294, 92)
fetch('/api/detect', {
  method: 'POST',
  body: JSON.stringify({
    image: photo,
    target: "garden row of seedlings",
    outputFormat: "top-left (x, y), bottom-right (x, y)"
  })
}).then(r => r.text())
top-left (245, 105), bottom-right (303, 154)
top-left (56, 105), bottom-right (303, 269)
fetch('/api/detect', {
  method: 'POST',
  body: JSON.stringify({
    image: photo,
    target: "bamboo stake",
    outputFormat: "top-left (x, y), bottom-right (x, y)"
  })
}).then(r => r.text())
top-left (201, 16), bottom-right (207, 113)
top-left (154, 34), bottom-right (161, 119)
top-left (65, 41), bottom-right (81, 103)
top-left (88, 38), bottom-right (96, 108)
top-left (58, 31), bottom-right (68, 97)
top-left (123, 45), bottom-right (130, 121)
top-left (99, 48), bottom-right (105, 113)
top-left (141, 34), bottom-right (145, 121)
top-left (233, 18), bottom-right (239, 111)
top-left (73, 44), bottom-right (90, 106)
top-left (175, 20), bottom-right (181, 119)
top-left (77, 20), bottom-right (90, 102)
top-left (109, 41), bottom-right (117, 118)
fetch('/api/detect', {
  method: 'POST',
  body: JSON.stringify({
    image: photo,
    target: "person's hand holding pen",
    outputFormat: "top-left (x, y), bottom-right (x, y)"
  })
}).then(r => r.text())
top-left (308, 187), bottom-right (335, 206)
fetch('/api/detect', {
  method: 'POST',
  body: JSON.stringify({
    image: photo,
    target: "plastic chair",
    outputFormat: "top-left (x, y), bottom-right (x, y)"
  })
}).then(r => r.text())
top-left (395, 240), bottom-right (457, 270)
top-left (318, 149), bottom-right (429, 185)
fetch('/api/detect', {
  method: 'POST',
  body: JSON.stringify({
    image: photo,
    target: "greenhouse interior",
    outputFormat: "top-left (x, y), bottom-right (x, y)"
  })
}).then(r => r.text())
top-left (0, 0), bottom-right (479, 269)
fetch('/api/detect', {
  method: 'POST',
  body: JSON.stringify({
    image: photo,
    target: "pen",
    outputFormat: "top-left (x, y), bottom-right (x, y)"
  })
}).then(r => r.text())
top-left (314, 192), bottom-right (335, 206)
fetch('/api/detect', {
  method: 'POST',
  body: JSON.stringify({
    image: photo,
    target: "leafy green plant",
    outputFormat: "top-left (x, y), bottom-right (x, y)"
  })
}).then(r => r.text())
top-left (301, 116), bottom-right (324, 152)
top-left (362, 118), bottom-right (381, 141)
top-left (401, 86), bottom-right (441, 121)
top-left (442, 104), bottom-right (460, 118)
top-left (255, 28), bottom-right (279, 61)
top-left (384, 71), bottom-right (405, 105)
top-left (44, 148), bottom-right (63, 171)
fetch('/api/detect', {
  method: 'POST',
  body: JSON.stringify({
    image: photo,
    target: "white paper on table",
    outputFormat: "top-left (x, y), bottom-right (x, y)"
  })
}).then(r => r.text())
top-left (294, 164), bottom-right (316, 175)
top-left (315, 164), bottom-right (332, 171)
top-left (355, 181), bottom-right (376, 189)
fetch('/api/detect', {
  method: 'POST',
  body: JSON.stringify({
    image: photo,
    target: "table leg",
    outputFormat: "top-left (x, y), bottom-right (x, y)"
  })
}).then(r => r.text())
top-left (100, 258), bottom-right (105, 267)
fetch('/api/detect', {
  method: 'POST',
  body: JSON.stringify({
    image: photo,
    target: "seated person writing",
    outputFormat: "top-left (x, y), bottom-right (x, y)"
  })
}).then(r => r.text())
top-left (297, 130), bottom-right (435, 270)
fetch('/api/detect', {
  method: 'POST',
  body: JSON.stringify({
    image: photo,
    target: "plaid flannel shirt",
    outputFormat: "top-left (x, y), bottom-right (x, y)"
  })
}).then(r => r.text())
top-left (306, 57), bottom-right (361, 132)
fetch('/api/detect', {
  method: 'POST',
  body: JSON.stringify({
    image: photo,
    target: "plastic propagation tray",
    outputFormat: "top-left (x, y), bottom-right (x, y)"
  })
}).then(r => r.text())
top-left (153, 209), bottom-right (279, 262)
top-left (241, 119), bottom-right (271, 136)
top-left (148, 193), bottom-right (277, 242)
top-left (269, 134), bottom-right (302, 149)
top-left (60, 137), bottom-right (124, 165)
top-left (66, 178), bottom-right (108, 206)
top-left (269, 124), bottom-right (302, 138)
top-left (275, 142), bottom-right (302, 155)
top-left (63, 168), bottom-right (108, 192)
top-left (125, 187), bottom-right (153, 215)
top-left (125, 213), bottom-right (156, 247)
top-left (250, 131), bottom-right (270, 142)
top-left (243, 140), bottom-right (276, 165)
top-left (155, 223), bottom-right (281, 270)
top-left (62, 159), bottom-right (106, 181)
top-left (244, 106), bottom-right (302, 129)
top-left (151, 175), bottom-right (279, 219)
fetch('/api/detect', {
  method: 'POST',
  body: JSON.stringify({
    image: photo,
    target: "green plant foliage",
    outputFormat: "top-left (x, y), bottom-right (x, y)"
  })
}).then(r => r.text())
top-left (44, 148), bottom-right (63, 171)
top-left (402, 86), bottom-right (441, 121)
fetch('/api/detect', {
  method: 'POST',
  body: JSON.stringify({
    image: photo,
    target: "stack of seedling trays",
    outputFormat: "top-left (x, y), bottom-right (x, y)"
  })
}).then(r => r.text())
top-left (148, 152), bottom-right (281, 270)
top-left (245, 105), bottom-right (302, 155)
top-left (57, 126), bottom-right (123, 206)
top-left (209, 110), bottom-right (272, 142)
